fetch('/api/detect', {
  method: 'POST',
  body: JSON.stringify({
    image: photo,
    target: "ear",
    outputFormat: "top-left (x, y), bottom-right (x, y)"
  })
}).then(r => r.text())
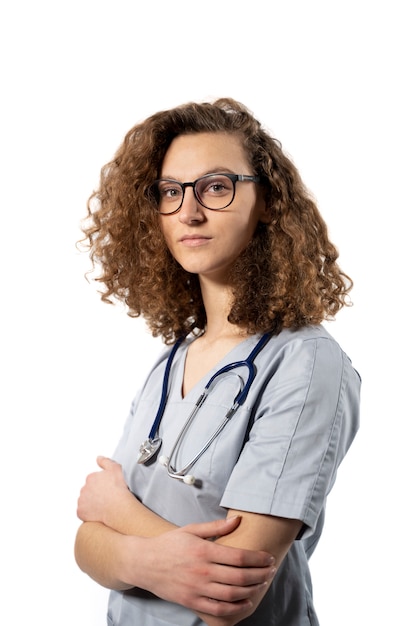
top-left (256, 195), bottom-right (272, 224)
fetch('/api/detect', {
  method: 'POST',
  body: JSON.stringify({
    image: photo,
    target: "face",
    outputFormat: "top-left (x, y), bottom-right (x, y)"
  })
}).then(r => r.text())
top-left (158, 132), bottom-right (268, 282)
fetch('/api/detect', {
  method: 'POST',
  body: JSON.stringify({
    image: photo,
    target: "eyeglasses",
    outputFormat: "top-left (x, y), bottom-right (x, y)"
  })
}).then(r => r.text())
top-left (150, 173), bottom-right (260, 215)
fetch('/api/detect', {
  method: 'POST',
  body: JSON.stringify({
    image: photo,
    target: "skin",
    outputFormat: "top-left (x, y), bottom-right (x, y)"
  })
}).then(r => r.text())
top-left (158, 132), bottom-right (271, 392)
top-left (76, 457), bottom-right (302, 625)
top-left (75, 132), bottom-right (303, 625)
top-left (158, 132), bottom-right (268, 283)
top-left (76, 458), bottom-right (279, 620)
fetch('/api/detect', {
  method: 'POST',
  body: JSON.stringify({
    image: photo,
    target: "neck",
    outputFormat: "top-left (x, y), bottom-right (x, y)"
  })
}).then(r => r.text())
top-left (198, 276), bottom-right (247, 341)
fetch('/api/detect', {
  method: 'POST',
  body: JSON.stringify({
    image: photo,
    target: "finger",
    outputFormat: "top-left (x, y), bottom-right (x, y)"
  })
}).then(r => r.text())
top-left (204, 578), bottom-right (269, 603)
top-left (209, 562), bottom-right (276, 588)
top-left (96, 456), bottom-right (118, 470)
top-left (184, 516), bottom-right (242, 540)
top-left (211, 542), bottom-right (275, 568)
top-left (195, 596), bottom-right (253, 619)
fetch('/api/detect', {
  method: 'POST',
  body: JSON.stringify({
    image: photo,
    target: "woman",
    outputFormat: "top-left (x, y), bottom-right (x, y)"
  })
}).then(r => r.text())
top-left (75, 98), bottom-right (360, 625)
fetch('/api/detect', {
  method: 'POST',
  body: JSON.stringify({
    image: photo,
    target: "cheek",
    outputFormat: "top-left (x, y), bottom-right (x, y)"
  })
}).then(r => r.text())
top-left (158, 219), bottom-right (172, 246)
top-left (234, 214), bottom-right (261, 246)
top-left (159, 223), bottom-right (180, 262)
top-left (155, 221), bottom-right (173, 260)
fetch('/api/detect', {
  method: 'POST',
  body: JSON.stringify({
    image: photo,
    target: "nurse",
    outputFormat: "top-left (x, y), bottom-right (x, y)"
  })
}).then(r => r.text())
top-left (75, 98), bottom-right (360, 625)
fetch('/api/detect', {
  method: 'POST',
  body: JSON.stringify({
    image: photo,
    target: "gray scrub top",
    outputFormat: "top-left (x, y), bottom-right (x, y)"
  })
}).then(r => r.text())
top-left (108, 325), bottom-right (361, 626)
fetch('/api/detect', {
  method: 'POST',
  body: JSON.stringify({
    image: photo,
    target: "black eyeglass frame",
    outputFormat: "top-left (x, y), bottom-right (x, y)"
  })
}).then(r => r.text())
top-left (151, 173), bottom-right (260, 215)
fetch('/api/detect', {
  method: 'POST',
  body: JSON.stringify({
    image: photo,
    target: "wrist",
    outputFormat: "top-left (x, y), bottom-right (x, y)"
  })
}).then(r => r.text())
top-left (114, 534), bottom-right (142, 589)
top-left (102, 490), bottom-right (143, 534)
top-left (117, 535), bottom-right (148, 590)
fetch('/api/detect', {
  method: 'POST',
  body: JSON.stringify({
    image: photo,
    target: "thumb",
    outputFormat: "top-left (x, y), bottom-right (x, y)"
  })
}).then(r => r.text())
top-left (183, 515), bottom-right (242, 540)
top-left (96, 455), bottom-right (118, 470)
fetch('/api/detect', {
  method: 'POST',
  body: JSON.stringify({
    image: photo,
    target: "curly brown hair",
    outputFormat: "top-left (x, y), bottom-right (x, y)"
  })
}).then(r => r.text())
top-left (80, 97), bottom-right (352, 344)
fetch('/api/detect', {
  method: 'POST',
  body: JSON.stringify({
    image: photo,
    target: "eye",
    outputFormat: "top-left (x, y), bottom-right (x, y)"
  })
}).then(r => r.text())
top-left (200, 175), bottom-right (233, 197)
top-left (158, 181), bottom-right (182, 202)
top-left (208, 181), bottom-right (227, 194)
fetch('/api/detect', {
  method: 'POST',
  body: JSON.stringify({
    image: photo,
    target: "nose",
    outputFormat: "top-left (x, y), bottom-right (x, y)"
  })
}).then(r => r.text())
top-left (178, 187), bottom-right (205, 223)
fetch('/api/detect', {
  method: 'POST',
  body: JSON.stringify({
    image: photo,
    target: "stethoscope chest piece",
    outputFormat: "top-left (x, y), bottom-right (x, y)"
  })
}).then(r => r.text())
top-left (137, 437), bottom-right (162, 464)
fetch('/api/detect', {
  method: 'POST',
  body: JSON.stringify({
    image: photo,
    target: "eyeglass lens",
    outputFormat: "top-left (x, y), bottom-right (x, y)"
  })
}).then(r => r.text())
top-left (155, 174), bottom-right (235, 213)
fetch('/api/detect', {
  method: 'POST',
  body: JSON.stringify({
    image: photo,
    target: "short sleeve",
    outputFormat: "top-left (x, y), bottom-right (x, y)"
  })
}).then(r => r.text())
top-left (220, 336), bottom-right (360, 537)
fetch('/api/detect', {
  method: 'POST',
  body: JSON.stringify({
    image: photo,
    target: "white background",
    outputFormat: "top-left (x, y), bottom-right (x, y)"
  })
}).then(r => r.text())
top-left (1, 1), bottom-right (415, 624)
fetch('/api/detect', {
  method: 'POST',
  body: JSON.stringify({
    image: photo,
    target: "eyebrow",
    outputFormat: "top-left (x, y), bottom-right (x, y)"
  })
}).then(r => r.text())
top-left (160, 167), bottom-right (237, 181)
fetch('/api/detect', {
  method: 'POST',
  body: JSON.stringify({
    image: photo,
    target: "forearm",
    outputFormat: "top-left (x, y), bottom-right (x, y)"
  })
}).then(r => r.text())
top-left (74, 521), bottom-right (141, 590)
top-left (194, 511), bottom-right (303, 626)
top-left (75, 520), bottom-right (184, 595)
top-left (102, 490), bottom-right (176, 536)
top-left (75, 458), bottom-right (277, 621)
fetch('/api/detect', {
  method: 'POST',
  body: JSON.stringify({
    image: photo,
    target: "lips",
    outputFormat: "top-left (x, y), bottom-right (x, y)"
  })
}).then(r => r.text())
top-left (179, 235), bottom-right (211, 247)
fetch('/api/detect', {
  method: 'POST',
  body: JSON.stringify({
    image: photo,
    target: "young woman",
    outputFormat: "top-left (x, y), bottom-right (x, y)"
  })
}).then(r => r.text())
top-left (75, 98), bottom-right (360, 626)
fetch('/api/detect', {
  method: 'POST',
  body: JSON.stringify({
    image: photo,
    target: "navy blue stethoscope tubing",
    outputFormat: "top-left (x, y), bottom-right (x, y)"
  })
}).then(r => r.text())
top-left (149, 337), bottom-right (183, 440)
top-left (148, 332), bottom-right (271, 440)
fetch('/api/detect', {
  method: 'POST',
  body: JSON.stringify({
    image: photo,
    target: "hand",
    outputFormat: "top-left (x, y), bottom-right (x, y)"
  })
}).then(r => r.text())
top-left (129, 517), bottom-right (276, 619)
top-left (77, 456), bottom-right (135, 527)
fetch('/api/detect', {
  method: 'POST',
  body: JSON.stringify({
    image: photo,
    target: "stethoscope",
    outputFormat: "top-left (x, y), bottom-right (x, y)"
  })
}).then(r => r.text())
top-left (137, 332), bottom-right (271, 485)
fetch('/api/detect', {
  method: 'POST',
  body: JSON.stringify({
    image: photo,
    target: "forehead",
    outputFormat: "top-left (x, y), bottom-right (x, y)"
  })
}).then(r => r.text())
top-left (160, 132), bottom-right (250, 178)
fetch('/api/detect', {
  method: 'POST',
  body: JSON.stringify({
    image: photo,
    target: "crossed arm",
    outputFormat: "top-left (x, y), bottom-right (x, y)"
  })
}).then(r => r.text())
top-left (75, 456), bottom-right (302, 625)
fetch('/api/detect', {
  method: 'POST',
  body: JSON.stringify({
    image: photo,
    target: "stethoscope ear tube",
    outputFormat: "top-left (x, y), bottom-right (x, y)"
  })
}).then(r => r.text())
top-left (137, 332), bottom-right (272, 481)
top-left (137, 337), bottom-right (184, 464)
top-left (149, 337), bottom-right (184, 440)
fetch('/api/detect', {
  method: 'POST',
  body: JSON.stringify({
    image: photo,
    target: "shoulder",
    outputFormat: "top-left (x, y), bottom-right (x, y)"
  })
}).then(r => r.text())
top-left (272, 324), bottom-right (338, 345)
top-left (262, 325), bottom-right (361, 391)
top-left (266, 324), bottom-right (346, 361)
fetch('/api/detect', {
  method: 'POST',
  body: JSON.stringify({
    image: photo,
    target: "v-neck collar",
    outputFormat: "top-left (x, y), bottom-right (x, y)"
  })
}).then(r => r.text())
top-left (171, 334), bottom-right (262, 402)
